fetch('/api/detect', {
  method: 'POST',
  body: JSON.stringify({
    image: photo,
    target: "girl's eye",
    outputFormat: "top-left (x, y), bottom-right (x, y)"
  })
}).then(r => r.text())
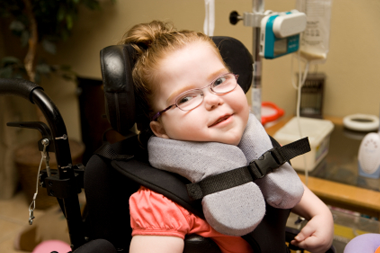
top-left (177, 92), bottom-right (198, 105)
top-left (213, 76), bottom-right (227, 86)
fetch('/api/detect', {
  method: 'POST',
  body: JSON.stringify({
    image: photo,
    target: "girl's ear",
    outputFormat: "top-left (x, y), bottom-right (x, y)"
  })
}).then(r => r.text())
top-left (150, 121), bottom-right (169, 139)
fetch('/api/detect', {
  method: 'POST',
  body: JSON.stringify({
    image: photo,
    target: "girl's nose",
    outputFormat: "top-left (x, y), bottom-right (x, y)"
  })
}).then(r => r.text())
top-left (203, 92), bottom-right (224, 110)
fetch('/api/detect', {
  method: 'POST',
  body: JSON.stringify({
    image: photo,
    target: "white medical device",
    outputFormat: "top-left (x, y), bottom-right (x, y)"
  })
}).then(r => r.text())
top-left (358, 132), bottom-right (380, 178)
top-left (356, 114), bottom-right (380, 178)
top-left (259, 10), bottom-right (306, 59)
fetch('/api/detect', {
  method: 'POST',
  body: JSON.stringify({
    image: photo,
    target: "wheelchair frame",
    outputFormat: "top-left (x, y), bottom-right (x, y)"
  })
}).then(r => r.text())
top-left (0, 78), bottom-right (86, 250)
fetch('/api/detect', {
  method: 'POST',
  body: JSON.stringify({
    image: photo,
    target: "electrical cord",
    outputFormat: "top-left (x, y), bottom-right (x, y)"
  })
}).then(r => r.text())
top-left (291, 51), bottom-right (310, 185)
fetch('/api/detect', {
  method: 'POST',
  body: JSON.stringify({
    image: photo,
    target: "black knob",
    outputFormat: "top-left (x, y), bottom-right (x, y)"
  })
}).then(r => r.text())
top-left (229, 11), bottom-right (241, 25)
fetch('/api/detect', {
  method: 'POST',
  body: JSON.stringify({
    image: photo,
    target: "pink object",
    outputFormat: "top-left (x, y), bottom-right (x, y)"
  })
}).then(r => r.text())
top-left (32, 240), bottom-right (71, 253)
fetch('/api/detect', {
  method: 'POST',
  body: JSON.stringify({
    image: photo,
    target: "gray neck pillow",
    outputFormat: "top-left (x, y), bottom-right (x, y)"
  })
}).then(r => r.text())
top-left (148, 113), bottom-right (304, 236)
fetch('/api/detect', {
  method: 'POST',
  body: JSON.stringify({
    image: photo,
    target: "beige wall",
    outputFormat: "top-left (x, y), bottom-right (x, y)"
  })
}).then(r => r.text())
top-left (262, 0), bottom-right (380, 118)
top-left (4, 0), bottom-right (380, 141)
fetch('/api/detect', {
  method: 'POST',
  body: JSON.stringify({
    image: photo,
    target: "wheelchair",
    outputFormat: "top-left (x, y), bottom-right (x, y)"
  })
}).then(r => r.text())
top-left (0, 36), bottom-right (336, 253)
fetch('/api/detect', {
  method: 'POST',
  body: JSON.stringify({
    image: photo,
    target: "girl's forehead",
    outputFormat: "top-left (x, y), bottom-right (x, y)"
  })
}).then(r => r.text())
top-left (159, 41), bottom-right (225, 75)
top-left (159, 44), bottom-right (225, 79)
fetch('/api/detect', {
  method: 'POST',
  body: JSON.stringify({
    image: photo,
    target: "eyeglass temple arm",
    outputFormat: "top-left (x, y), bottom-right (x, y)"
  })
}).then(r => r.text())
top-left (151, 104), bottom-right (175, 121)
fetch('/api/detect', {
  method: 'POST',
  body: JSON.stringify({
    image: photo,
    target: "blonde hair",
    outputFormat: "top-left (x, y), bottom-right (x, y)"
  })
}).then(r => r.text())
top-left (118, 20), bottom-right (224, 131)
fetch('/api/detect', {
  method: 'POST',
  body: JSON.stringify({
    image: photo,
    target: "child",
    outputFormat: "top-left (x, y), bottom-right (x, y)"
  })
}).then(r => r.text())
top-left (119, 20), bottom-right (334, 253)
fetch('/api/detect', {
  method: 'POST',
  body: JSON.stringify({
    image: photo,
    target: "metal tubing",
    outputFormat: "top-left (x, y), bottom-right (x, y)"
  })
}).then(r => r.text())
top-left (251, 0), bottom-right (264, 121)
top-left (60, 197), bottom-right (86, 249)
top-left (0, 78), bottom-right (85, 250)
top-left (252, 0), bottom-right (264, 13)
top-left (30, 89), bottom-right (73, 179)
top-left (29, 89), bottom-right (85, 249)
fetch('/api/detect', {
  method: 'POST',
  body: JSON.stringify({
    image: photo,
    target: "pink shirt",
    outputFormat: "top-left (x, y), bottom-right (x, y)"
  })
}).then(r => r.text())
top-left (129, 187), bottom-right (253, 253)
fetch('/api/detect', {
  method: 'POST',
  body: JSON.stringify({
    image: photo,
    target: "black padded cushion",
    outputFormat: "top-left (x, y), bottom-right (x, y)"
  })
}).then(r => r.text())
top-left (100, 44), bottom-right (136, 135)
top-left (211, 36), bottom-right (253, 94)
top-left (99, 36), bottom-right (253, 136)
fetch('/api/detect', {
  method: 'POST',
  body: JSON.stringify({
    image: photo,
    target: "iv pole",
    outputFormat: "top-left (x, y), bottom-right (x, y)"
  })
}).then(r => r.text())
top-left (230, 0), bottom-right (265, 122)
top-left (251, 0), bottom-right (264, 122)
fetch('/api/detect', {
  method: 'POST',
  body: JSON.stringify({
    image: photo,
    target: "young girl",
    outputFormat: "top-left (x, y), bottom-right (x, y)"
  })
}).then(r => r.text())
top-left (119, 20), bottom-right (334, 253)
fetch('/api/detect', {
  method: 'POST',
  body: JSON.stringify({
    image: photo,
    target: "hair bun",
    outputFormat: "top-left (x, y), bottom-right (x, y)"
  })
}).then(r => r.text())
top-left (119, 20), bottom-right (175, 53)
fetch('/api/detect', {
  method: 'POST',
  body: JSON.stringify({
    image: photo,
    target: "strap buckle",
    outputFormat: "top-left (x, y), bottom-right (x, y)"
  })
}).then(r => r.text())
top-left (248, 148), bottom-right (286, 179)
top-left (186, 137), bottom-right (310, 199)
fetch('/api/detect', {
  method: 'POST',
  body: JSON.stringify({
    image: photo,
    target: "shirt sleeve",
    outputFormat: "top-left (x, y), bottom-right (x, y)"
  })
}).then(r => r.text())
top-left (129, 186), bottom-right (192, 239)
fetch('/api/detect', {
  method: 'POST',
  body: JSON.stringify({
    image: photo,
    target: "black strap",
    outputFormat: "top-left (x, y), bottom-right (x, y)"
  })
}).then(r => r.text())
top-left (93, 136), bottom-right (205, 219)
top-left (186, 137), bottom-right (310, 201)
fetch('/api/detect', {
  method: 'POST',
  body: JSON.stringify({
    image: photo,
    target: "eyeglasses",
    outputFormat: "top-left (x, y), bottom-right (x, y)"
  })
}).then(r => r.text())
top-left (151, 73), bottom-right (239, 121)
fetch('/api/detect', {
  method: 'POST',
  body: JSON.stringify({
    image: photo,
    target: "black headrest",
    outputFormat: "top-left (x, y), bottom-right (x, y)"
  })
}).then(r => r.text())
top-left (100, 36), bottom-right (253, 136)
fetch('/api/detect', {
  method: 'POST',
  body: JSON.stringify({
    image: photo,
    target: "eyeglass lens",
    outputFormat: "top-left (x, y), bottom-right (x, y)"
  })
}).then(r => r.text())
top-left (176, 73), bottom-right (237, 111)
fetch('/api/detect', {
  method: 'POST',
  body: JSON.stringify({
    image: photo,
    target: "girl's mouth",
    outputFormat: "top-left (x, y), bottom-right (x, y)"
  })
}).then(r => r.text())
top-left (209, 114), bottom-right (232, 127)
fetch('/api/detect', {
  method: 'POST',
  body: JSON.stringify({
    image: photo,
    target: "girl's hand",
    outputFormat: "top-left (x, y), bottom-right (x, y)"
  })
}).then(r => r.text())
top-left (291, 214), bottom-right (334, 253)
top-left (291, 183), bottom-right (334, 253)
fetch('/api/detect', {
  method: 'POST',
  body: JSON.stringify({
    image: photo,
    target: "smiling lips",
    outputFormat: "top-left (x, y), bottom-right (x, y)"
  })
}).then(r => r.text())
top-left (209, 114), bottom-right (232, 127)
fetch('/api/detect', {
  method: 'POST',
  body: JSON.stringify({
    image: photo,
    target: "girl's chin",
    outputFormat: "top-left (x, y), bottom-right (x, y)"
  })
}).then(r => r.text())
top-left (217, 136), bottom-right (243, 146)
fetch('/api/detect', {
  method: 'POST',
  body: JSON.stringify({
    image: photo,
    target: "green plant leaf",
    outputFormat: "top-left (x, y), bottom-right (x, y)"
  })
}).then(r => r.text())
top-left (42, 39), bottom-right (57, 54)
top-left (60, 64), bottom-right (72, 71)
top-left (9, 20), bottom-right (25, 32)
top-left (14, 73), bottom-right (24, 79)
top-left (1, 56), bottom-right (20, 65)
top-left (62, 73), bottom-right (75, 81)
top-left (66, 14), bottom-right (73, 30)
top-left (83, 0), bottom-right (100, 10)
top-left (35, 63), bottom-right (51, 74)
top-left (34, 72), bottom-right (41, 84)
top-left (0, 66), bottom-right (13, 78)
top-left (21, 30), bottom-right (29, 47)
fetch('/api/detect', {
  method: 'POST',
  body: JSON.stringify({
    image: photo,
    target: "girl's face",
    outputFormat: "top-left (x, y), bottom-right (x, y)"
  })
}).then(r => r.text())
top-left (149, 41), bottom-right (250, 145)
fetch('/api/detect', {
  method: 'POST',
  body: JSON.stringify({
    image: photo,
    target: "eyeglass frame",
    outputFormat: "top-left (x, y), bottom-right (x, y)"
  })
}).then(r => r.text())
top-left (151, 73), bottom-right (239, 121)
